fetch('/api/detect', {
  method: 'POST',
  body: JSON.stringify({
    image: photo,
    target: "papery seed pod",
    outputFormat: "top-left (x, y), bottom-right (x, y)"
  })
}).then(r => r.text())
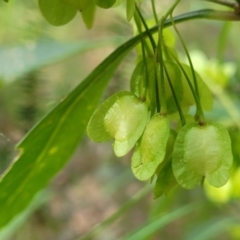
top-left (131, 114), bottom-right (170, 180)
top-left (87, 91), bottom-right (149, 157)
top-left (172, 122), bottom-right (233, 189)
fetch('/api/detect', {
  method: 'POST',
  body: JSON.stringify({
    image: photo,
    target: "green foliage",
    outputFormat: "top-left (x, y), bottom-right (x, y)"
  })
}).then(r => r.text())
top-left (1, 0), bottom-right (240, 238)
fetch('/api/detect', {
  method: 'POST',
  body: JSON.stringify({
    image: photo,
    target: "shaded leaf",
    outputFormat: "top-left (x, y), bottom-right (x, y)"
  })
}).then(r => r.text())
top-left (154, 160), bottom-right (177, 199)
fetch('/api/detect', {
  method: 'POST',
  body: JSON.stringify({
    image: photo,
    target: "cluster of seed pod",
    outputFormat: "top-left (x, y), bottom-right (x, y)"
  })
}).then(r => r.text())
top-left (87, 54), bottom-right (233, 197)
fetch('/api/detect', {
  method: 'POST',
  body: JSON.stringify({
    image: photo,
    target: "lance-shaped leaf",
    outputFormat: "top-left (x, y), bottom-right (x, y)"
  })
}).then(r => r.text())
top-left (0, 32), bottom-right (135, 229)
top-left (132, 114), bottom-right (170, 180)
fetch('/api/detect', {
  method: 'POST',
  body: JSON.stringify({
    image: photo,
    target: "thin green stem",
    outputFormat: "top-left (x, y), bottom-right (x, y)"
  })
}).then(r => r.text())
top-left (170, 13), bottom-right (205, 122)
top-left (134, 12), bottom-right (152, 56)
top-left (164, 44), bottom-right (200, 114)
top-left (156, 17), bottom-right (167, 114)
top-left (217, 21), bottom-right (231, 63)
top-left (163, 61), bottom-right (186, 126)
top-left (163, 0), bottom-right (180, 20)
top-left (151, 0), bottom-right (158, 24)
top-left (134, 13), bottom-right (149, 100)
top-left (135, 4), bottom-right (157, 51)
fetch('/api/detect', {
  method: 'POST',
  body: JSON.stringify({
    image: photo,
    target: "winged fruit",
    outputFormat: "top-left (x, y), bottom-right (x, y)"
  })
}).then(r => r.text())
top-left (172, 122), bottom-right (233, 189)
top-left (87, 91), bottom-right (148, 157)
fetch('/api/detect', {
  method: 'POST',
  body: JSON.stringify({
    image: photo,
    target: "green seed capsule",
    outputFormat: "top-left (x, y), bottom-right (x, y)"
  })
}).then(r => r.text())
top-left (87, 91), bottom-right (148, 157)
top-left (131, 114), bottom-right (170, 181)
top-left (172, 122), bottom-right (233, 189)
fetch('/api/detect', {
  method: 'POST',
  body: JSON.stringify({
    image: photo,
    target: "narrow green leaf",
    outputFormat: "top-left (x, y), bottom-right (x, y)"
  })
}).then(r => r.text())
top-left (38, 0), bottom-right (77, 26)
top-left (96, 0), bottom-right (116, 8)
top-left (184, 217), bottom-right (238, 240)
top-left (121, 203), bottom-right (198, 240)
top-left (0, 37), bottom-right (131, 230)
top-left (0, 191), bottom-right (50, 240)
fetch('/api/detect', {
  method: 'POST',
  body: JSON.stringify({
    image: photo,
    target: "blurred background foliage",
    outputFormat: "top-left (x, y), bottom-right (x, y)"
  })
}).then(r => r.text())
top-left (0, 0), bottom-right (240, 239)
